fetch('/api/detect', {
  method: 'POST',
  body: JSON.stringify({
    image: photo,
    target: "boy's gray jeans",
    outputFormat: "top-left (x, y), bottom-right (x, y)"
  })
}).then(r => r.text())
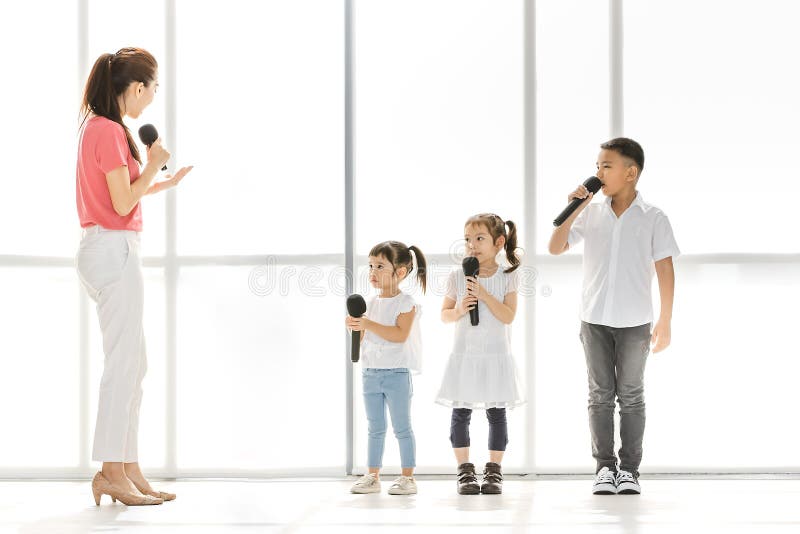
top-left (580, 321), bottom-right (651, 478)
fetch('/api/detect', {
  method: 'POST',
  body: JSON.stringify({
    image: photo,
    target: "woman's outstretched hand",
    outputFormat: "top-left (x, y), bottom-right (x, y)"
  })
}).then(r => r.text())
top-left (162, 165), bottom-right (194, 189)
top-left (146, 165), bottom-right (194, 195)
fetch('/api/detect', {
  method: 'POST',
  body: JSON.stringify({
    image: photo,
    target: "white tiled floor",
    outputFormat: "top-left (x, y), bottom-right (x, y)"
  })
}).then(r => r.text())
top-left (1, 477), bottom-right (799, 533)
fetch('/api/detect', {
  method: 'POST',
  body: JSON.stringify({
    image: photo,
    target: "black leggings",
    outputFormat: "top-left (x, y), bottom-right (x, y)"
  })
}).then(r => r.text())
top-left (450, 408), bottom-right (508, 451)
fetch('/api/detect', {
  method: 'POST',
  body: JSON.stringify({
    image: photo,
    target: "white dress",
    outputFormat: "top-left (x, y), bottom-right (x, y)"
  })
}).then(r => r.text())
top-left (436, 267), bottom-right (525, 409)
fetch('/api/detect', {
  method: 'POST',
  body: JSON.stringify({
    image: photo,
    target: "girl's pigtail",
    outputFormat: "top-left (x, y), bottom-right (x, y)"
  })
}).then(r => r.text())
top-left (503, 220), bottom-right (521, 273)
top-left (408, 245), bottom-right (427, 294)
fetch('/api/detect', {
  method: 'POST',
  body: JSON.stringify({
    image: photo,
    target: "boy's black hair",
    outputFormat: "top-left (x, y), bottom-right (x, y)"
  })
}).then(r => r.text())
top-left (601, 137), bottom-right (644, 177)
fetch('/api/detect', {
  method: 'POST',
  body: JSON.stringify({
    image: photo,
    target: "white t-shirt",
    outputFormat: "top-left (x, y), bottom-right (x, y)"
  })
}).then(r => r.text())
top-left (360, 292), bottom-right (422, 373)
top-left (567, 191), bottom-right (680, 328)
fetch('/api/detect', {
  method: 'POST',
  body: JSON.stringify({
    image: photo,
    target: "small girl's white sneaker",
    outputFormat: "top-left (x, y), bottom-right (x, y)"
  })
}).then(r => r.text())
top-left (350, 473), bottom-right (381, 494)
top-left (388, 475), bottom-right (417, 495)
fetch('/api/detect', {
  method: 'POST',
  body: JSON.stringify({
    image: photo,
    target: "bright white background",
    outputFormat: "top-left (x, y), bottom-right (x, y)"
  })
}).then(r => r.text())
top-left (0, 0), bottom-right (798, 477)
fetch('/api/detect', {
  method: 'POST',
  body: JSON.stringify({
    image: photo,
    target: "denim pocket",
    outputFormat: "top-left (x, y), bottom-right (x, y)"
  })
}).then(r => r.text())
top-left (389, 369), bottom-right (412, 396)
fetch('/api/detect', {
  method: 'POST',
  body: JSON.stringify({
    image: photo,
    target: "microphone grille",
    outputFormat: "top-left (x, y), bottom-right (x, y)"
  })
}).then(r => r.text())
top-left (346, 294), bottom-right (367, 316)
top-left (138, 124), bottom-right (159, 146)
top-left (462, 256), bottom-right (480, 277)
top-left (584, 176), bottom-right (603, 194)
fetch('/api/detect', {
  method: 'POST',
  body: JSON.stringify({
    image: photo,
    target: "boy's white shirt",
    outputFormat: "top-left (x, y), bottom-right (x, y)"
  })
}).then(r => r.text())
top-left (567, 191), bottom-right (680, 328)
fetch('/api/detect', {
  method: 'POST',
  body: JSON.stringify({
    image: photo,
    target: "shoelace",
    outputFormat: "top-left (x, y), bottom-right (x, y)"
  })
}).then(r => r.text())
top-left (357, 475), bottom-right (377, 486)
top-left (458, 471), bottom-right (478, 484)
top-left (483, 469), bottom-right (503, 484)
top-left (617, 471), bottom-right (636, 483)
top-left (595, 471), bottom-right (615, 484)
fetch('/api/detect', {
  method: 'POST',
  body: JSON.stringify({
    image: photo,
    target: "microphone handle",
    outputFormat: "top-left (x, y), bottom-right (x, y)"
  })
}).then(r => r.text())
top-left (553, 197), bottom-right (587, 227)
top-left (146, 143), bottom-right (168, 171)
top-left (351, 329), bottom-right (361, 362)
top-left (469, 307), bottom-right (479, 326)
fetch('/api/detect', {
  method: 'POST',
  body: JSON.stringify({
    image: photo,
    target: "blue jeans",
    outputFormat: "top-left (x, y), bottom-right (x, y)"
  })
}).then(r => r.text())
top-left (362, 368), bottom-right (416, 469)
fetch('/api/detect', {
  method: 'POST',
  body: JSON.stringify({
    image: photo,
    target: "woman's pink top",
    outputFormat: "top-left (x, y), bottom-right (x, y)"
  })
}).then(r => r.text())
top-left (76, 115), bottom-right (142, 231)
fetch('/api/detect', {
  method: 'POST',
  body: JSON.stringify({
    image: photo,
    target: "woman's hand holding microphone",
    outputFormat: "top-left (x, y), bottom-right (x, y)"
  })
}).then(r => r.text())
top-left (145, 138), bottom-right (194, 194)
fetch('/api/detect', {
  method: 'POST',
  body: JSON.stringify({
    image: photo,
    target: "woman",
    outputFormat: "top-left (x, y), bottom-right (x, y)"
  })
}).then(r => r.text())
top-left (76, 47), bottom-right (192, 506)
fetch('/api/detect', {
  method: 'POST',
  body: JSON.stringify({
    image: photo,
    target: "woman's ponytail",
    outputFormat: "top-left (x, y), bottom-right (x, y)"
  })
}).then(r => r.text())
top-left (82, 53), bottom-right (122, 125)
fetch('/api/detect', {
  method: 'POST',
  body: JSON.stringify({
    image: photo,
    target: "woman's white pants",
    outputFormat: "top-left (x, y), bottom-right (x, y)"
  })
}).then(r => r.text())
top-left (76, 226), bottom-right (147, 463)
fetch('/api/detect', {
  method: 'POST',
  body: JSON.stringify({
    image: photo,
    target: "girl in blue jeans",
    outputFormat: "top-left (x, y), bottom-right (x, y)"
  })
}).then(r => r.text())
top-left (345, 241), bottom-right (427, 495)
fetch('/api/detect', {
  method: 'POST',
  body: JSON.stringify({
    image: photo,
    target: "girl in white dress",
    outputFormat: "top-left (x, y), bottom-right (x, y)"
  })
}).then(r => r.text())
top-left (346, 241), bottom-right (427, 496)
top-left (437, 213), bottom-right (524, 495)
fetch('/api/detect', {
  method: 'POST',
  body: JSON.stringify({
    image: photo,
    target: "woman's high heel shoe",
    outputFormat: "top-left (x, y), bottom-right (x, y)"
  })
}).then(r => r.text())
top-left (92, 472), bottom-right (163, 506)
top-left (130, 477), bottom-right (177, 501)
top-left (141, 489), bottom-right (176, 501)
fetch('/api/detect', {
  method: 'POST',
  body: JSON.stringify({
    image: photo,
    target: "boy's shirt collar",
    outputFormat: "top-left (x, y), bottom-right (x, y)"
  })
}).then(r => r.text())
top-left (603, 190), bottom-right (652, 213)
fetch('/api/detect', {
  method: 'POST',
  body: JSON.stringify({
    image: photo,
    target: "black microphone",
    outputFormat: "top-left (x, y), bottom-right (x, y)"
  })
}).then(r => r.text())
top-left (552, 176), bottom-right (603, 227)
top-left (462, 256), bottom-right (480, 326)
top-left (346, 294), bottom-right (367, 363)
top-left (137, 124), bottom-right (167, 171)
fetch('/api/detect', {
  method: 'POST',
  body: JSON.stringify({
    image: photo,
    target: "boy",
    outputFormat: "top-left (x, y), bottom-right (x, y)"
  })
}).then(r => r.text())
top-left (548, 137), bottom-right (679, 495)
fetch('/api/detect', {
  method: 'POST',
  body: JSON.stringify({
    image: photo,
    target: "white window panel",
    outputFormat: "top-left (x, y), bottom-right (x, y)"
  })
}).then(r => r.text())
top-left (624, 0), bottom-right (800, 254)
top-left (354, 0), bottom-right (524, 253)
top-left (0, 268), bottom-right (79, 467)
top-left (174, 0), bottom-right (343, 256)
top-left (176, 266), bottom-right (344, 470)
top-left (535, 0), bottom-right (609, 254)
top-left (0, 1), bottom-right (78, 257)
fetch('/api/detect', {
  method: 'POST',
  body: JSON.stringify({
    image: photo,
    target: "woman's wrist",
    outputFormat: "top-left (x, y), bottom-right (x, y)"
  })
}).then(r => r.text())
top-left (142, 160), bottom-right (163, 177)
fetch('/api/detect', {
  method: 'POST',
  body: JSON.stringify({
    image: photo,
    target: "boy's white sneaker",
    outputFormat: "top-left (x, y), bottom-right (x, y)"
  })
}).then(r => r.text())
top-left (388, 475), bottom-right (417, 495)
top-left (616, 470), bottom-right (641, 495)
top-left (350, 473), bottom-right (381, 494)
top-left (592, 466), bottom-right (618, 495)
